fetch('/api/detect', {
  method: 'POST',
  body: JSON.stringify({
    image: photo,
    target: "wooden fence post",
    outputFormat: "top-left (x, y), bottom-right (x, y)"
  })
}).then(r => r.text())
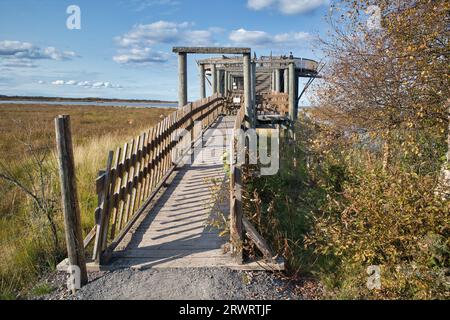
top-left (93, 151), bottom-right (114, 263)
top-left (55, 115), bottom-right (88, 290)
top-left (189, 103), bottom-right (195, 163)
top-left (230, 162), bottom-right (244, 264)
top-left (229, 112), bottom-right (245, 264)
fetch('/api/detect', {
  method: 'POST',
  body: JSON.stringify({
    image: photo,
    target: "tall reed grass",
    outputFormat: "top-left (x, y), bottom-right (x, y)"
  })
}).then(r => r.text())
top-left (0, 115), bottom-right (168, 299)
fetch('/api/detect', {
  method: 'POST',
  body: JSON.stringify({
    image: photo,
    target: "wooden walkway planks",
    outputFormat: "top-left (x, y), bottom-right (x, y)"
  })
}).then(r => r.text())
top-left (110, 116), bottom-right (236, 269)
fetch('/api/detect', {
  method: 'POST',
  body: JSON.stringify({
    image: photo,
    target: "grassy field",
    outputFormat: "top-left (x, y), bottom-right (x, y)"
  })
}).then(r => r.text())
top-left (0, 103), bottom-right (173, 299)
top-left (0, 104), bottom-right (172, 160)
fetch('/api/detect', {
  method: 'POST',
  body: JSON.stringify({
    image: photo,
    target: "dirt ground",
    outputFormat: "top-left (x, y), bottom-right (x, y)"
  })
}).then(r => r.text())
top-left (31, 267), bottom-right (324, 300)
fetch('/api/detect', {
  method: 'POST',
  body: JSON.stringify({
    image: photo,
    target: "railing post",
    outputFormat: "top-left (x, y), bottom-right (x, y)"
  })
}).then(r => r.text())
top-left (251, 61), bottom-right (257, 116)
top-left (284, 68), bottom-right (289, 94)
top-left (243, 52), bottom-right (254, 128)
top-left (200, 101), bottom-right (205, 147)
top-left (189, 102), bottom-right (195, 163)
top-left (288, 62), bottom-right (296, 121)
top-left (275, 68), bottom-right (281, 93)
top-left (92, 151), bottom-right (114, 264)
top-left (199, 64), bottom-right (206, 99)
top-left (212, 64), bottom-right (217, 94)
top-left (230, 162), bottom-right (244, 264)
top-left (224, 71), bottom-right (228, 96)
top-left (229, 107), bottom-right (246, 264)
top-left (55, 115), bottom-right (88, 291)
top-left (189, 102), bottom-right (194, 147)
top-left (178, 52), bottom-right (188, 108)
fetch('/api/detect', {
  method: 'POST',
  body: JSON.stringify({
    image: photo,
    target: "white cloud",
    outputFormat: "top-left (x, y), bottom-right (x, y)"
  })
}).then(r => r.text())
top-left (247, 0), bottom-right (329, 15)
top-left (49, 79), bottom-right (122, 89)
top-left (0, 40), bottom-right (78, 69)
top-left (229, 28), bottom-right (312, 47)
top-left (0, 40), bottom-right (77, 61)
top-left (0, 58), bottom-right (37, 68)
top-left (248, 0), bottom-right (275, 10)
top-left (40, 47), bottom-right (77, 60)
top-left (115, 21), bottom-right (215, 48)
top-left (77, 81), bottom-right (91, 87)
top-left (229, 29), bottom-right (272, 46)
top-left (113, 48), bottom-right (169, 65)
top-left (52, 80), bottom-right (65, 85)
top-left (113, 21), bottom-right (219, 65)
top-left (0, 41), bottom-right (34, 55)
top-left (184, 30), bottom-right (215, 46)
top-left (279, 0), bottom-right (329, 14)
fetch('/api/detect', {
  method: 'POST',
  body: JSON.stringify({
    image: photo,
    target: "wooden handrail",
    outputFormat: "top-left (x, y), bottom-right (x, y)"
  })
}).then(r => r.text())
top-left (228, 103), bottom-right (277, 264)
top-left (229, 103), bottom-right (246, 264)
top-left (91, 94), bottom-right (225, 263)
top-left (256, 92), bottom-right (289, 115)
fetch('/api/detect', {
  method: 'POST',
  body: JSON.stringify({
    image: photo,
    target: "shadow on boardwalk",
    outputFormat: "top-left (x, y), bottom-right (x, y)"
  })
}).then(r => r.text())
top-left (110, 116), bottom-right (236, 269)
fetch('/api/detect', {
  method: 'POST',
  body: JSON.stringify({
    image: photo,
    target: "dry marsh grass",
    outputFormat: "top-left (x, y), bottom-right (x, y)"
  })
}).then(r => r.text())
top-left (0, 103), bottom-right (171, 160)
top-left (0, 103), bottom-right (173, 298)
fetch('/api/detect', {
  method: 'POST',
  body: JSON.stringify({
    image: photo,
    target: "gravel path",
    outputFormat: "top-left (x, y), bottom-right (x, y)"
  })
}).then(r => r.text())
top-left (33, 267), bottom-right (313, 300)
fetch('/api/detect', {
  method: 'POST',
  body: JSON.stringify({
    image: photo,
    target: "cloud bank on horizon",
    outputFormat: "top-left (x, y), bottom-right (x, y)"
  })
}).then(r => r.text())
top-left (48, 80), bottom-right (123, 89)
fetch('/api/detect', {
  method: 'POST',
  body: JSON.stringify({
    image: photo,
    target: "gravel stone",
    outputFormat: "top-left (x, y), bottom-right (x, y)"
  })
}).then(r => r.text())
top-left (32, 267), bottom-right (306, 300)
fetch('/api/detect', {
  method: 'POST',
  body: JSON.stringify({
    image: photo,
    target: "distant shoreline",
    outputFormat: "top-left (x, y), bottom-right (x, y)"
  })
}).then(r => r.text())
top-left (0, 95), bottom-right (177, 104)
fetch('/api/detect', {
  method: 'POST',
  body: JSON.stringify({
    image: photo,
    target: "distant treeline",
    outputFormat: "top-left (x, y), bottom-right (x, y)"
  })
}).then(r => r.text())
top-left (0, 95), bottom-right (177, 104)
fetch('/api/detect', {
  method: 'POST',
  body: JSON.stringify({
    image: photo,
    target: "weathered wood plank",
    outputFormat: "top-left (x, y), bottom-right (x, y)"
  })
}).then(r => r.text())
top-left (55, 115), bottom-right (88, 289)
top-left (92, 150), bottom-right (114, 262)
top-left (114, 248), bottom-right (228, 259)
top-left (230, 164), bottom-right (244, 264)
top-left (135, 132), bottom-right (147, 210)
top-left (113, 145), bottom-right (129, 234)
top-left (172, 47), bottom-right (251, 54)
top-left (124, 136), bottom-right (140, 223)
top-left (83, 226), bottom-right (97, 249)
top-left (107, 146), bottom-right (122, 240)
top-left (118, 139), bottom-right (134, 229)
top-left (89, 97), bottom-right (229, 265)
top-left (102, 164), bottom-right (177, 261)
top-left (140, 129), bottom-right (153, 204)
top-left (145, 127), bottom-right (157, 200)
top-left (109, 116), bottom-right (235, 269)
top-left (242, 216), bottom-right (275, 260)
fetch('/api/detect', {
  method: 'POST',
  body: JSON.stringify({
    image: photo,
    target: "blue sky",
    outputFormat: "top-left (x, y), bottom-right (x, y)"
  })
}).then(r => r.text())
top-left (0, 0), bottom-right (330, 101)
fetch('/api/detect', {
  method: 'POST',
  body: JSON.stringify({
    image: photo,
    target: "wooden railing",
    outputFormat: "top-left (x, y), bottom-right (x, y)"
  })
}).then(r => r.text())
top-left (228, 104), bottom-right (277, 264)
top-left (225, 92), bottom-right (244, 115)
top-left (87, 93), bottom-right (224, 263)
top-left (256, 92), bottom-right (289, 115)
top-left (229, 104), bottom-right (246, 263)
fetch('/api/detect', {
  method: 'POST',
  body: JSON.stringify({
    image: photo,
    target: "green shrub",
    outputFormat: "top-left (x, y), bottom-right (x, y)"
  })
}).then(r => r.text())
top-left (305, 168), bottom-right (449, 299)
top-left (31, 283), bottom-right (55, 297)
top-left (246, 114), bottom-right (449, 299)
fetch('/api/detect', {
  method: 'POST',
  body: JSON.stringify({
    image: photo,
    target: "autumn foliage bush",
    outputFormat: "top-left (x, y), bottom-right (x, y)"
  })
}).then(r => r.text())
top-left (301, 119), bottom-right (449, 299)
top-left (246, 0), bottom-right (449, 299)
top-left (305, 0), bottom-right (449, 299)
top-left (246, 115), bottom-right (449, 299)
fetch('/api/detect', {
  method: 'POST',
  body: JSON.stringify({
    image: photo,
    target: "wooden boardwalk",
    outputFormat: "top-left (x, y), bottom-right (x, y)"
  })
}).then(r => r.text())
top-left (110, 116), bottom-right (236, 270)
